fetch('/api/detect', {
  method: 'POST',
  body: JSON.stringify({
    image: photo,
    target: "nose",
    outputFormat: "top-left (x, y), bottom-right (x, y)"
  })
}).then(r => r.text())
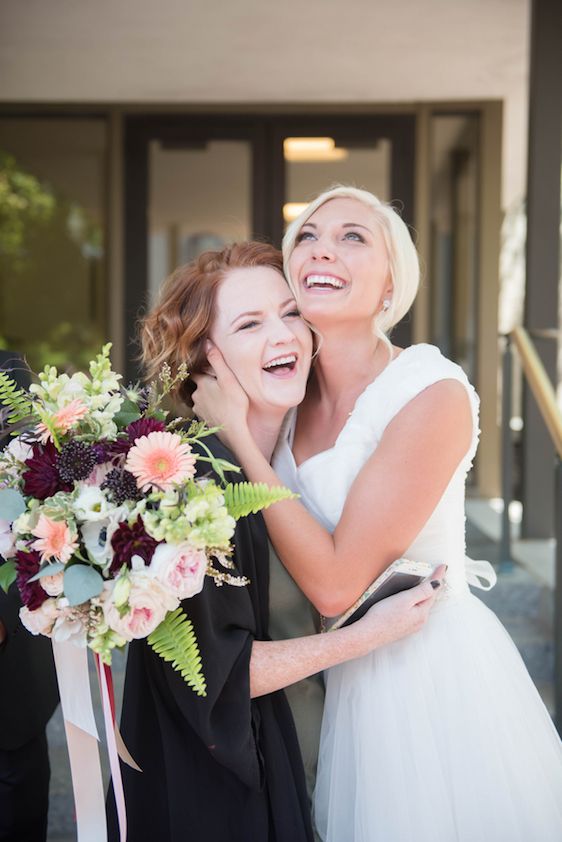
top-left (310, 236), bottom-right (335, 262)
top-left (269, 316), bottom-right (297, 345)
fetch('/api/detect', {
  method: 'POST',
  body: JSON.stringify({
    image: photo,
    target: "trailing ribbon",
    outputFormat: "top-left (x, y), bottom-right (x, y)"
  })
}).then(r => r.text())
top-left (465, 557), bottom-right (497, 591)
top-left (95, 655), bottom-right (127, 842)
top-left (52, 640), bottom-right (107, 842)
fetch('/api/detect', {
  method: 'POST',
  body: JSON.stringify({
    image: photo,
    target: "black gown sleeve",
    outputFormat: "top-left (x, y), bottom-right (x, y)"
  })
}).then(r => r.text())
top-left (138, 512), bottom-right (266, 789)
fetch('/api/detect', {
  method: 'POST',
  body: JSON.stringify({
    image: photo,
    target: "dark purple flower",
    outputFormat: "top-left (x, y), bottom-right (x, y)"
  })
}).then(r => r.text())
top-left (92, 441), bottom-right (111, 464)
top-left (101, 468), bottom-right (142, 506)
top-left (22, 442), bottom-right (73, 500)
top-left (109, 516), bottom-right (159, 576)
top-left (56, 440), bottom-right (97, 484)
top-left (15, 549), bottom-right (48, 610)
top-left (106, 417), bottom-right (166, 459)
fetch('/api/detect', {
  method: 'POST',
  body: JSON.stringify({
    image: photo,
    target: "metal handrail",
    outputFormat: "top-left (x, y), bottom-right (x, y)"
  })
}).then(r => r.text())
top-left (502, 325), bottom-right (562, 731)
top-left (511, 326), bottom-right (562, 458)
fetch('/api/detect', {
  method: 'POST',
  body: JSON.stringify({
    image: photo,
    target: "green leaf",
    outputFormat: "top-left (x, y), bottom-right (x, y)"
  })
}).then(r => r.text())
top-left (28, 561), bottom-right (65, 582)
top-left (63, 564), bottom-right (104, 606)
top-left (113, 399), bottom-right (142, 428)
top-left (0, 560), bottom-right (17, 594)
top-left (148, 607), bottom-right (206, 696)
top-left (223, 482), bottom-right (298, 519)
top-left (0, 488), bottom-right (26, 521)
top-left (0, 370), bottom-right (34, 425)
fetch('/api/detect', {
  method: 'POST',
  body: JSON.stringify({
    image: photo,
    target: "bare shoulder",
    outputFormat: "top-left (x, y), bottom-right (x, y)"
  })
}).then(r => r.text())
top-left (385, 378), bottom-right (473, 453)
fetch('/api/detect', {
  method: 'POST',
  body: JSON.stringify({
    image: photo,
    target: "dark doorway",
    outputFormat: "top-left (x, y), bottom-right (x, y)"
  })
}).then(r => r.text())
top-left (124, 113), bottom-right (416, 378)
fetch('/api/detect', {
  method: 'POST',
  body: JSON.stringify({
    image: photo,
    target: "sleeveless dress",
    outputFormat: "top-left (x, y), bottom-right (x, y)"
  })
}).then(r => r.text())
top-left (273, 344), bottom-right (562, 842)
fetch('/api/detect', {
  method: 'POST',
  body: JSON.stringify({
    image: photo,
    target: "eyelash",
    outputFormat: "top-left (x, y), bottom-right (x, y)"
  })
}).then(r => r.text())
top-left (237, 310), bottom-right (300, 331)
top-left (295, 230), bottom-right (365, 243)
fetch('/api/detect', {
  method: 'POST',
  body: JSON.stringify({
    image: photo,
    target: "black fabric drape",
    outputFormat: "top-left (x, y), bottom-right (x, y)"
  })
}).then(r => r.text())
top-left (108, 436), bottom-right (312, 842)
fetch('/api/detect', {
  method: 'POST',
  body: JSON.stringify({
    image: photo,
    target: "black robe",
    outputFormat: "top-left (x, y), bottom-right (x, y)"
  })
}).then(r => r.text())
top-left (108, 437), bottom-right (313, 842)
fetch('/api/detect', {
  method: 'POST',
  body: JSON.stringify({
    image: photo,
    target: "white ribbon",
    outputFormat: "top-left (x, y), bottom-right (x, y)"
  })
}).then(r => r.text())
top-left (465, 557), bottom-right (497, 591)
top-left (52, 640), bottom-right (107, 842)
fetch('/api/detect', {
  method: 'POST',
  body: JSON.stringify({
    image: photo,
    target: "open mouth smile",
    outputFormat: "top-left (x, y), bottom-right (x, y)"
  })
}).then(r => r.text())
top-left (262, 353), bottom-right (298, 377)
top-left (304, 274), bottom-right (347, 290)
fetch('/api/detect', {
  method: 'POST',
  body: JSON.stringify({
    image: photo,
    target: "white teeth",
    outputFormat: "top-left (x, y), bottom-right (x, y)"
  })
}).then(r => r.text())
top-left (263, 354), bottom-right (297, 370)
top-left (305, 274), bottom-right (346, 289)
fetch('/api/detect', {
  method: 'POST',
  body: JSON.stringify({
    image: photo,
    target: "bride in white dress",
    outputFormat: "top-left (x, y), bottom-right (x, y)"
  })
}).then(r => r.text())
top-left (193, 186), bottom-right (562, 841)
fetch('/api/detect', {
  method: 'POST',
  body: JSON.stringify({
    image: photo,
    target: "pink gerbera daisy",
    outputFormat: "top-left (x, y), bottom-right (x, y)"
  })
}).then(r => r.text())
top-left (37, 398), bottom-right (89, 444)
top-left (32, 514), bottom-right (78, 563)
top-left (125, 431), bottom-right (196, 491)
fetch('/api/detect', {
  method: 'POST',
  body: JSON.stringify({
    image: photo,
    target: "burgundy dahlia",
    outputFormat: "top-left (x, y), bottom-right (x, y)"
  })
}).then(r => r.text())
top-left (15, 549), bottom-right (48, 610)
top-left (109, 516), bottom-right (159, 576)
top-left (22, 442), bottom-right (73, 500)
top-left (107, 417), bottom-right (166, 458)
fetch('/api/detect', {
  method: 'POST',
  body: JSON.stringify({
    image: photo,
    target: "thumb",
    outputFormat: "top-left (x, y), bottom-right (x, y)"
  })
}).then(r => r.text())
top-left (206, 342), bottom-right (238, 386)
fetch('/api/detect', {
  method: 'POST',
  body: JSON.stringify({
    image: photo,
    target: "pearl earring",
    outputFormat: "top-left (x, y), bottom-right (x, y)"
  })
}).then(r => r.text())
top-left (382, 299), bottom-right (391, 312)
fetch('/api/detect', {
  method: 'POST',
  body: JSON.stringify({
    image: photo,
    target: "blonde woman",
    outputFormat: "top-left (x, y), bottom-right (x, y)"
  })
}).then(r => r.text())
top-left (193, 187), bottom-right (562, 841)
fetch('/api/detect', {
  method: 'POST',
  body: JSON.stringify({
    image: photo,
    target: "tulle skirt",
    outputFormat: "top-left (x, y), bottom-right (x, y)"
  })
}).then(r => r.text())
top-left (314, 592), bottom-right (562, 842)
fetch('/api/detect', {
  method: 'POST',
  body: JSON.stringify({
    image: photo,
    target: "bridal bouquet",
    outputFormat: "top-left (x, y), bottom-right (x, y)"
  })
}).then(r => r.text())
top-left (0, 344), bottom-right (292, 696)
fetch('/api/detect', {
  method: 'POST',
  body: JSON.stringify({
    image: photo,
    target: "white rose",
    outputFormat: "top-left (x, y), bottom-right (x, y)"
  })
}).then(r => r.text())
top-left (103, 570), bottom-right (178, 641)
top-left (40, 571), bottom-right (64, 597)
top-left (51, 608), bottom-right (88, 646)
top-left (149, 542), bottom-right (207, 600)
top-left (19, 599), bottom-right (59, 636)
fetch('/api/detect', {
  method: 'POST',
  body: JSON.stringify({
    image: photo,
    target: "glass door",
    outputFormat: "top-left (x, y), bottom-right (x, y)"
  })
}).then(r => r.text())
top-left (124, 114), bottom-right (416, 378)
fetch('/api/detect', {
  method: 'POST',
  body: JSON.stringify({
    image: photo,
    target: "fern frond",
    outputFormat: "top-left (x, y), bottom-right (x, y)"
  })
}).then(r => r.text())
top-left (148, 608), bottom-right (206, 696)
top-left (223, 482), bottom-right (298, 519)
top-left (0, 371), bottom-right (34, 425)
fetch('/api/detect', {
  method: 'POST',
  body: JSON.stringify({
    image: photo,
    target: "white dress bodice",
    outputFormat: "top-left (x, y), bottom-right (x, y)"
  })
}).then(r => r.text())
top-left (274, 343), bottom-right (483, 598)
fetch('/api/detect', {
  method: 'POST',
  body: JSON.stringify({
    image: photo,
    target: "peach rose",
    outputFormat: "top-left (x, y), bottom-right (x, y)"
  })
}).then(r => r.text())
top-left (149, 542), bottom-right (207, 600)
top-left (103, 570), bottom-right (178, 641)
top-left (19, 598), bottom-right (59, 636)
top-left (40, 571), bottom-right (64, 597)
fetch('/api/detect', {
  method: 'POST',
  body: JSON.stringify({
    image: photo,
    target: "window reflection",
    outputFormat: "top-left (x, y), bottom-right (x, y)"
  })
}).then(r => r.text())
top-left (0, 119), bottom-right (107, 372)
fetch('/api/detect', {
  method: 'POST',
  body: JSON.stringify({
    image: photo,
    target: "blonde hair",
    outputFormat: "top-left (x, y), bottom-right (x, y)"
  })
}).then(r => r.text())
top-left (140, 242), bottom-right (284, 407)
top-left (282, 185), bottom-right (419, 352)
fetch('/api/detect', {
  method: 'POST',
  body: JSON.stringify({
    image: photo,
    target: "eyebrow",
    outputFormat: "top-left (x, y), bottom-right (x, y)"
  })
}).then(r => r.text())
top-left (230, 298), bottom-right (296, 327)
top-left (301, 222), bottom-right (372, 232)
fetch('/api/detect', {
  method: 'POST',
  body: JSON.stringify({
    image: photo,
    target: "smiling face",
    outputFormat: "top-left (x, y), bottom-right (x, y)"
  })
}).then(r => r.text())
top-left (210, 265), bottom-right (313, 416)
top-left (287, 197), bottom-right (393, 329)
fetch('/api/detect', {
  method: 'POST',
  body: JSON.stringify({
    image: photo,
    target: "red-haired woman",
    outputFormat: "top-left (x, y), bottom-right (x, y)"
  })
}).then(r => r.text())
top-left (109, 242), bottom-right (441, 842)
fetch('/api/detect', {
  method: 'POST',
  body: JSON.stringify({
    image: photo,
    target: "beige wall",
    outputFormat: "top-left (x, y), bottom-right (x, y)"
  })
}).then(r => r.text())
top-left (1, 0), bottom-right (529, 209)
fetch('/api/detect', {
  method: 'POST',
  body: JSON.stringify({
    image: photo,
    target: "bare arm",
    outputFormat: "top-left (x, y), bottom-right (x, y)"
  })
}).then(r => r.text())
top-left (194, 351), bottom-right (472, 615)
top-left (249, 573), bottom-right (443, 697)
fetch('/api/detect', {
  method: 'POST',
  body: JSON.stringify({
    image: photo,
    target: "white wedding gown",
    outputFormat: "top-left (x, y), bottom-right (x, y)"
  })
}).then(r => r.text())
top-left (273, 344), bottom-right (562, 842)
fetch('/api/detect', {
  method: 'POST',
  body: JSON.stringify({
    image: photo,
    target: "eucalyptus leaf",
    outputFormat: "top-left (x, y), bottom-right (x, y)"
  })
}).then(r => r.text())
top-left (0, 560), bottom-right (17, 594)
top-left (0, 488), bottom-right (26, 522)
top-left (28, 562), bottom-right (65, 583)
top-left (63, 564), bottom-right (104, 606)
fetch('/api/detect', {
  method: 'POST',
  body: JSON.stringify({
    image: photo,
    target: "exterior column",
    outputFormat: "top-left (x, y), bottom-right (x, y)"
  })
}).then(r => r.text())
top-left (521, 0), bottom-right (562, 537)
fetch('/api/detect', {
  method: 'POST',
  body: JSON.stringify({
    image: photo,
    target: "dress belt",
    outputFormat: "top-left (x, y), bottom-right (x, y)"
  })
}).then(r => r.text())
top-left (464, 556), bottom-right (497, 591)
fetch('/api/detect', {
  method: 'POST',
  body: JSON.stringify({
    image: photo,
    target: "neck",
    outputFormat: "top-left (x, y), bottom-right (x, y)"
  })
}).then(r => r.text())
top-left (311, 323), bottom-right (387, 406)
top-left (246, 406), bottom-right (287, 462)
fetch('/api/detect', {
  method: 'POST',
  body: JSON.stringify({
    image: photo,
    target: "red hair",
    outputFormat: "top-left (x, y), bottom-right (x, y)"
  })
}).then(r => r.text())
top-left (140, 242), bottom-right (284, 406)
